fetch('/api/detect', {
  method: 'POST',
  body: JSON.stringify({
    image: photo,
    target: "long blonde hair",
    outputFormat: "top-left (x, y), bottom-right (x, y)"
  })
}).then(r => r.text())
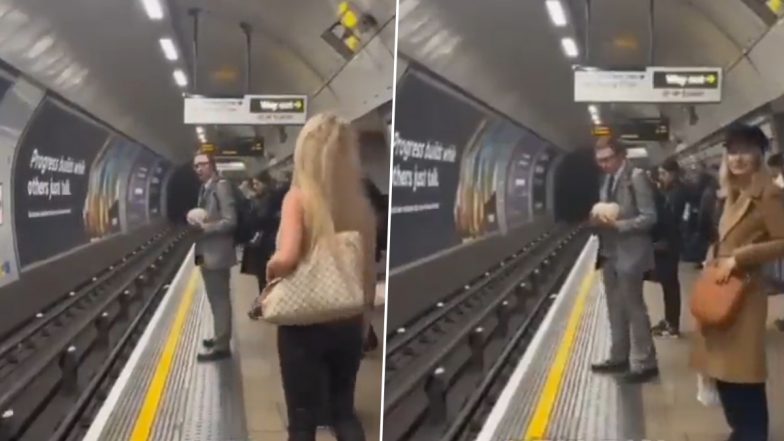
top-left (292, 112), bottom-right (376, 253)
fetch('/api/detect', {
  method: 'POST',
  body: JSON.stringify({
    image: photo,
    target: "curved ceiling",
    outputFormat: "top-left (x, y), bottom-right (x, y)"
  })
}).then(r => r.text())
top-left (169, 0), bottom-right (396, 154)
top-left (0, 0), bottom-right (395, 163)
top-left (397, 0), bottom-right (772, 154)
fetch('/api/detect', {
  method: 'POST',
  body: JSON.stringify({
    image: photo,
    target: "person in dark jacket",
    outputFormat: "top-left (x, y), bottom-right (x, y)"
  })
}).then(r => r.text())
top-left (362, 177), bottom-right (387, 263)
top-left (650, 159), bottom-right (688, 338)
top-left (240, 171), bottom-right (287, 293)
top-left (360, 177), bottom-right (385, 353)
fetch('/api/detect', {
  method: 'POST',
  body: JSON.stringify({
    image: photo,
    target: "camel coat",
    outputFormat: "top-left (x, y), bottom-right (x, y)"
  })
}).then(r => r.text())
top-left (690, 170), bottom-right (784, 383)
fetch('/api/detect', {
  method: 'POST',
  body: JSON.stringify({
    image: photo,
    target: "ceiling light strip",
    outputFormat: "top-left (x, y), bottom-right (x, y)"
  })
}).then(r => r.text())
top-left (545, 0), bottom-right (568, 27)
top-left (159, 38), bottom-right (178, 61)
top-left (141, 0), bottom-right (164, 20)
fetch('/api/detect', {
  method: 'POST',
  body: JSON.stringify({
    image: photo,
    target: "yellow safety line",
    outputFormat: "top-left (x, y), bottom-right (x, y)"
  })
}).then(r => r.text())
top-left (522, 269), bottom-right (597, 441)
top-left (128, 270), bottom-right (200, 441)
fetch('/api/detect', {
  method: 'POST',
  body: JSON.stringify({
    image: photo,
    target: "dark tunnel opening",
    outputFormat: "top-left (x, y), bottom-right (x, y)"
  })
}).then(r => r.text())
top-left (166, 163), bottom-right (200, 225)
top-left (553, 148), bottom-right (600, 223)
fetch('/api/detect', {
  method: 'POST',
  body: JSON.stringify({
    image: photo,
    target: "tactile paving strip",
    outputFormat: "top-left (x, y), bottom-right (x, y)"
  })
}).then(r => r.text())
top-left (548, 277), bottom-right (647, 441)
top-left (96, 275), bottom-right (248, 441)
top-left (152, 289), bottom-right (248, 441)
top-left (487, 252), bottom-right (647, 441)
top-left (549, 281), bottom-right (622, 440)
top-left (489, 252), bottom-right (597, 441)
top-left (99, 279), bottom-right (185, 441)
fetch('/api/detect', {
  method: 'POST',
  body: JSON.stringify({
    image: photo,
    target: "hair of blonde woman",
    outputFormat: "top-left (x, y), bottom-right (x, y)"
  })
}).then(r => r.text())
top-left (718, 150), bottom-right (764, 202)
top-left (292, 112), bottom-right (376, 253)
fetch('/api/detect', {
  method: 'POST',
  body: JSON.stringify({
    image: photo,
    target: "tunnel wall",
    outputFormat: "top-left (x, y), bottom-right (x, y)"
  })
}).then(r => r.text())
top-left (387, 66), bottom-right (560, 328)
top-left (0, 61), bottom-right (174, 338)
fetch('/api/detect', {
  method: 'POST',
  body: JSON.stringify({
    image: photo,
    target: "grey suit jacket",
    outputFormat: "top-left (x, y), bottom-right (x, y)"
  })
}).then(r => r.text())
top-left (194, 177), bottom-right (237, 270)
top-left (597, 162), bottom-right (657, 274)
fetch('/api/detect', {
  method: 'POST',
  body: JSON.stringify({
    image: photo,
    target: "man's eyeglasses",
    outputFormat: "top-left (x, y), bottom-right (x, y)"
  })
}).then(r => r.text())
top-left (193, 161), bottom-right (210, 169)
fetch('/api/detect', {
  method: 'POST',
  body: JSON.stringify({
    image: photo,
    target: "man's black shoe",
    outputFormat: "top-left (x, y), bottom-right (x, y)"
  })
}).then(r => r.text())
top-left (202, 338), bottom-right (215, 349)
top-left (621, 366), bottom-right (659, 383)
top-left (590, 360), bottom-right (629, 374)
top-left (197, 349), bottom-right (231, 362)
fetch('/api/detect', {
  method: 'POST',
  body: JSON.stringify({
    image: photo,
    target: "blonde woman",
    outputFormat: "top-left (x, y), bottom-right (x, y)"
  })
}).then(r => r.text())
top-left (691, 124), bottom-right (784, 441)
top-left (266, 113), bottom-right (376, 441)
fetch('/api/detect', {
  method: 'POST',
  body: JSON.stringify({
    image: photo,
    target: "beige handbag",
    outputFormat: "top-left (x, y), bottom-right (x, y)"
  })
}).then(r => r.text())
top-left (261, 231), bottom-right (365, 325)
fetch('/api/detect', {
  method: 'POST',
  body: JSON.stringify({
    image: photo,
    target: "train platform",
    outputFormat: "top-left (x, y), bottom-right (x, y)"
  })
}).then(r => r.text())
top-left (82, 248), bottom-right (384, 441)
top-left (476, 236), bottom-right (784, 441)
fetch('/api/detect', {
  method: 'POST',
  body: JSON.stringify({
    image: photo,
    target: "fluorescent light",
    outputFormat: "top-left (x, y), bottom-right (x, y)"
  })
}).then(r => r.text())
top-left (173, 69), bottom-right (188, 87)
top-left (545, 1), bottom-right (568, 27)
top-left (561, 37), bottom-right (579, 58)
top-left (159, 38), bottom-right (178, 61)
top-left (216, 161), bottom-right (247, 172)
top-left (141, 0), bottom-right (164, 20)
top-left (627, 147), bottom-right (648, 158)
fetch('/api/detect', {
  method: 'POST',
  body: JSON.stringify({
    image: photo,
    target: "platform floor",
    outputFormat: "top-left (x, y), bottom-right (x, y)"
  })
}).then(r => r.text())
top-left (83, 252), bottom-right (383, 441)
top-left (478, 236), bottom-right (784, 441)
top-left (234, 272), bottom-right (384, 441)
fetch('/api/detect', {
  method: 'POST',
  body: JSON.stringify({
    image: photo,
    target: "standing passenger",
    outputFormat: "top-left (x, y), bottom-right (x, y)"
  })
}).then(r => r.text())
top-left (266, 113), bottom-right (376, 441)
top-left (590, 136), bottom-right (659, 383)
top-left (691, 124), bottom-right (784, 441)
top-left (191, 153), bottom-right (237, 362)
top-left (765, 153), bottom-right (784, 332)
top-left (651, 159), bottom-right (688, 338)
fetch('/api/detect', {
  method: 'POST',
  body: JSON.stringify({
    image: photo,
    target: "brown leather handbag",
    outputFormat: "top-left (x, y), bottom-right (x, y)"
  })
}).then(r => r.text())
top-left (690, 264), bottom-right (748, 330)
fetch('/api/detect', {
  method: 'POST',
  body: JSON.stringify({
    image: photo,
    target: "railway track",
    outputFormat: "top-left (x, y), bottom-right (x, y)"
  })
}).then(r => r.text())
top-left (0, 227), bottom-right (194, 441)
top-left (384, 224), bottom-right (588, 441)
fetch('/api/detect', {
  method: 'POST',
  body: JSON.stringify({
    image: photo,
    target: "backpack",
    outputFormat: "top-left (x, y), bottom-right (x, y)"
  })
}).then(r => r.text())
top-left (214, 179), bottom-right (255, 245)
top-left (626, 169), bottom-right (667, 243)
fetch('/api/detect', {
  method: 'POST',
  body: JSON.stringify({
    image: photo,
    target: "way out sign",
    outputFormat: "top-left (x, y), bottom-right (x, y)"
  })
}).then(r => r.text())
top-left (574, 66), bottom-right (722, 103)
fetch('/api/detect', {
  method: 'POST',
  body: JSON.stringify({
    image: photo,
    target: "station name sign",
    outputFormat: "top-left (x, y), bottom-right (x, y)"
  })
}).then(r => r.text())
top-left (184, 94), bottom-right (308, 125)
top-left (575, 66), bottom-right (722, 103)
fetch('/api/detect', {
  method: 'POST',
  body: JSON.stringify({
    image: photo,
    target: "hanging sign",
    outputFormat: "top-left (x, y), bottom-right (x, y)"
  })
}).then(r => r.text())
top-left (184, 94), bottom-right (308, 125)
top-left (575, 66), bottom-right (722, 103)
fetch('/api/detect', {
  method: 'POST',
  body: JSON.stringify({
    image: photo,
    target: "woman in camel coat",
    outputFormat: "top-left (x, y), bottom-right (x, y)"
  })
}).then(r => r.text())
top-left (691, 124), bottom-right (784, 441)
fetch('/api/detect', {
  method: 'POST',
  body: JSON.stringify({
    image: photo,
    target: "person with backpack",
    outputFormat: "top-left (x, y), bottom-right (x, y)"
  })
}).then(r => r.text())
top-left (650, 159), bottom-right (688, 338)
top-left (589, 136), bottom-right (659, 383)
top-left (190, 153), bottom-right (238, 362)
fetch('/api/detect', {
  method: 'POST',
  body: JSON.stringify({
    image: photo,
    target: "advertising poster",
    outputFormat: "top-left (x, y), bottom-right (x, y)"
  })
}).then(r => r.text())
top-left (147, 158), bottom-right (170, 219)
top-left (83, 136), bottom-right (140, 239)
top-left (389, 71), bottom-right (487, 268)
top-left (531, 146), bottom-right (555, 215)
top-left (455, 119), bottom-right (523, 238)
top-left (125, 146), bottom-right (156, 229)
top-left (13, 98), bottom-right (111, 268)
top-left (502, 129), bottom-right (545, 229)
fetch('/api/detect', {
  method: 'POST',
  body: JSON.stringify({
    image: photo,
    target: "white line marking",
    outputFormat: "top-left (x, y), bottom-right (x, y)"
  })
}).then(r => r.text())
top-left (82, 245), bottom-right (195, 441)
top-left (474, 236), bottom-right (598, 441)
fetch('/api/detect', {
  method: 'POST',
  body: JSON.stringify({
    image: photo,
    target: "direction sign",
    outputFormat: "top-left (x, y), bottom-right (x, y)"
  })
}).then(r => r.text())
top-left (184, 94), bottom-right (308, 125)
top-left (575, 66), bottom-right (722, 103)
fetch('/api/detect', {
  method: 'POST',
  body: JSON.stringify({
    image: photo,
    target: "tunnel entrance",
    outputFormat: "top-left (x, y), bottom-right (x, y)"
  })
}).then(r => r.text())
top-left (166, 163), bottom-right (200, 225)
top-left (553, 148), bottom-right (600, 223)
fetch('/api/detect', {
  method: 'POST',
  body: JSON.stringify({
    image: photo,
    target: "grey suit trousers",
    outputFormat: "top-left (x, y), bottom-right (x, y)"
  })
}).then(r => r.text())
top-left (601, 261), bottom-right (657, 370)
top-left (201, 268), bottom-right (233, 351)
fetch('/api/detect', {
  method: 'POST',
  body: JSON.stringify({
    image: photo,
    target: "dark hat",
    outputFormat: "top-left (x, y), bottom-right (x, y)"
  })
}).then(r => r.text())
top-left (660, 158), bottom-right (680, 174)
top-left (724, 123), bottom-right (769, 152)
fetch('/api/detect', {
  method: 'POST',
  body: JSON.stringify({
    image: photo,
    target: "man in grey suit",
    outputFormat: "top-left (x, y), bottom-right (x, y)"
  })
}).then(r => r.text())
top-left (590, 137), bottom-right (659, 383)
top-left (192, 153), bottom-right (237, 362)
